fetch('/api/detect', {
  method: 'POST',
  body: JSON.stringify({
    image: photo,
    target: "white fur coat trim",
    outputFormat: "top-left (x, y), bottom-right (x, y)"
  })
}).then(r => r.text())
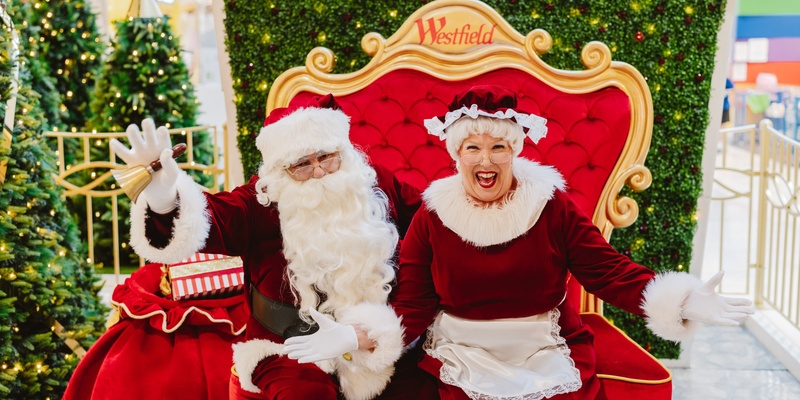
top-left (231, 303), bottom-right (403, 399)
top-left (231, 339), bottom-right (286, 393)
top-left (334, 303), bottom-right (405, 400)
top-left (423, 158), bottom-right (566, 247)
top-left (129, 172), bottom-right (210, 264)
top-left (641, 272), bottom-right (703, 342)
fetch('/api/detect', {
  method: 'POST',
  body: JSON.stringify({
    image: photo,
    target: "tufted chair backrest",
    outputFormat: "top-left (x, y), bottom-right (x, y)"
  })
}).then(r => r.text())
top-left (286, 68), bottom-right (632, 222)
top-left (266, 0), bottom-right (653, 313)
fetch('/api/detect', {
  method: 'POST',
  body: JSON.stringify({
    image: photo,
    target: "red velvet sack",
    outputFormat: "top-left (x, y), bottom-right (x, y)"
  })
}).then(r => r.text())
top-left (63, 263), bottom-right (248, 400)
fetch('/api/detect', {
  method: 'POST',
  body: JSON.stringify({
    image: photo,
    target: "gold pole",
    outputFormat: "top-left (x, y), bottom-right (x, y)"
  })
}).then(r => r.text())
top-left (112, 194), bottom-right (120, 283)
top-left (86, 195), bottom-right (95, 274)
top-left (223, 123), bottom-right (231, 192)
top-left (754, 119), bottom-right (772, 307)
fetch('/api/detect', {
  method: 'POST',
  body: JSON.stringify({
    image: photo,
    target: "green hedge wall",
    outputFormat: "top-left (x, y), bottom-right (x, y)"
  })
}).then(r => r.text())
top-left (223, 0), bottom-right (726, 359)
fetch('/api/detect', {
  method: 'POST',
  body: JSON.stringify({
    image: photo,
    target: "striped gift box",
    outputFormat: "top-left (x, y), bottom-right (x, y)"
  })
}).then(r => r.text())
top-left (166, 253), bottom-right (245, 300)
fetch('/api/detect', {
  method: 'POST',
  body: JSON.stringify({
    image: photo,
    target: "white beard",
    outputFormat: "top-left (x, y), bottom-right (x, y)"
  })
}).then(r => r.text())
top-left (258, 150), bottom-right (399, 319)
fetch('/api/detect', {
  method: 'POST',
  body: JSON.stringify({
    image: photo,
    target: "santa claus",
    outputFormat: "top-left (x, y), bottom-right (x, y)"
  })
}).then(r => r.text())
top-left (115, 96), bottom-right (423, 400)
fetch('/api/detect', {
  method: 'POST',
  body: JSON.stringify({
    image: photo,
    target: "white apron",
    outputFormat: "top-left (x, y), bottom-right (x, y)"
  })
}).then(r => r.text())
top-left (424, 309), bottom-right (582, 400)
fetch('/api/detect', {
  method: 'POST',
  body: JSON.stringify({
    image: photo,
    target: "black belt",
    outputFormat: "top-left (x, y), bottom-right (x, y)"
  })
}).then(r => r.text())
top-left (250, 285), bottom-right (318, 339)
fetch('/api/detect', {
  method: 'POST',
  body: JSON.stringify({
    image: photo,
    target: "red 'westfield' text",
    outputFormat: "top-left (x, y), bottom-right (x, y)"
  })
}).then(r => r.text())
top-left (415, 17), bottom-right (496, 46)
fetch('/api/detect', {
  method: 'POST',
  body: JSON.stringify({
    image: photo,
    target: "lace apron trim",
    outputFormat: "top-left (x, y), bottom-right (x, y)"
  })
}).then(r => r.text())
top-left (424, 309), bottom-right (582, 400)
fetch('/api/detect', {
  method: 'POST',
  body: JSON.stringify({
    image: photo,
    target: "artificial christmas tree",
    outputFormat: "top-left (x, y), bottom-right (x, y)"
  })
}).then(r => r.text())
top-left (14, 0), bottom-right (61, 131)
top-left (0, 5), bottom-right (107, 399)
top-left (28, 0), bottom-right (104, 133)
top-left (86, 0), bottom-right (212, 268)
top-left (20, 0), bottom-right (110, 273)
top-left (89, 1), bottom-right (199, 132)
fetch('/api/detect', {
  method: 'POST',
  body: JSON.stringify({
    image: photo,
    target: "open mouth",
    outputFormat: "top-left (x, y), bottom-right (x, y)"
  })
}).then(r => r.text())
top-left (476, 172), bottom-right (497, 188)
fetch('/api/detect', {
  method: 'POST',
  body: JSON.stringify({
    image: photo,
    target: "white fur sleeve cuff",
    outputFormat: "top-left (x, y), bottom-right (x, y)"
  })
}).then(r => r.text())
top-left (334, 303), bottom-right (404, 400)
top-left (231, 339), bottom-right (285, 393)
top-left (336, 302), bottom-right (404, 370)
top-left (641, 271), bottom-right (703, 342)
top-left (129, 172), bottom-right (210, 264)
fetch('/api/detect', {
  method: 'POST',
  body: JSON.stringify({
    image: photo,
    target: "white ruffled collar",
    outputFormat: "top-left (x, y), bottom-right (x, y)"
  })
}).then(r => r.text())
top-left (423, 158), bottom-right (566, 247)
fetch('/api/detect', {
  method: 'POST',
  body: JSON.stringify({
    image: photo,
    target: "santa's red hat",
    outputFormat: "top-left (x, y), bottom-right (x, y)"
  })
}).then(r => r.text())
top-left (423, 85), bottom-right (547, 160)
top-left (256, 94), bottom-right (351, 171)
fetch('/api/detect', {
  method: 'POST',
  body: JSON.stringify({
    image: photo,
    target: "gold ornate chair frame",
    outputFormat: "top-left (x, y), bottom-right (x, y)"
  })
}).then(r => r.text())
top-left (267, 0), bottom-right (653, 313)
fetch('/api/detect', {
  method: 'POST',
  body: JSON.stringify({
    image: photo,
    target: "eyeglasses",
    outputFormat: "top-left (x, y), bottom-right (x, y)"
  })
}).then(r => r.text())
top-left (459, 151), bottom-right (513, 165)
top-left (286, 151), bottom-right (342, 181)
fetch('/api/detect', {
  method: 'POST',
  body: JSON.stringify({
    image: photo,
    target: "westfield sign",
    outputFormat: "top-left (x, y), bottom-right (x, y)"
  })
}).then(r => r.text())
top-left (415, 16), bottom-right (496, 46)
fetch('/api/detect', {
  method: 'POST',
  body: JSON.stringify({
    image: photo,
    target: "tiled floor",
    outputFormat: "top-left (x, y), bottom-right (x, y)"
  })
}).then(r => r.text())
top-left (670, 322), bottom-right (800, 399)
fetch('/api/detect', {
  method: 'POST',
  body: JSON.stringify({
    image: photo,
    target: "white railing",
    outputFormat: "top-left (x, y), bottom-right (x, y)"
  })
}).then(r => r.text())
top-left (709, 120), bottom-right (800, 329)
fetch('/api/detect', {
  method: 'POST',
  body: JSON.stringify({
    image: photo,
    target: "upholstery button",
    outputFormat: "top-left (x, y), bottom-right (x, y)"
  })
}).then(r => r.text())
top-left (381, 95), bottom-right (389, 101)
top-left (426, 139), bottom-right (434, 146)
top-left (404, 117), bottom-right (411, 124)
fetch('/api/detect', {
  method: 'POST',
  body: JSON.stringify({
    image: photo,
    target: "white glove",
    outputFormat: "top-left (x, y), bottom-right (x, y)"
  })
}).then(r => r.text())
top-left (284, 308), bottom-right (358, 363)
top-left (681, 271), bottom-right (755, 325)
top-left (110, 119), bottom-right (181, 213)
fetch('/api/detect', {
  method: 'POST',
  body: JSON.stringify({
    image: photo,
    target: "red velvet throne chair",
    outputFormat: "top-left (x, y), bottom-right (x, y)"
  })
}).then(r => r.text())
top-left (266, 0), bottom-right (671, 398)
